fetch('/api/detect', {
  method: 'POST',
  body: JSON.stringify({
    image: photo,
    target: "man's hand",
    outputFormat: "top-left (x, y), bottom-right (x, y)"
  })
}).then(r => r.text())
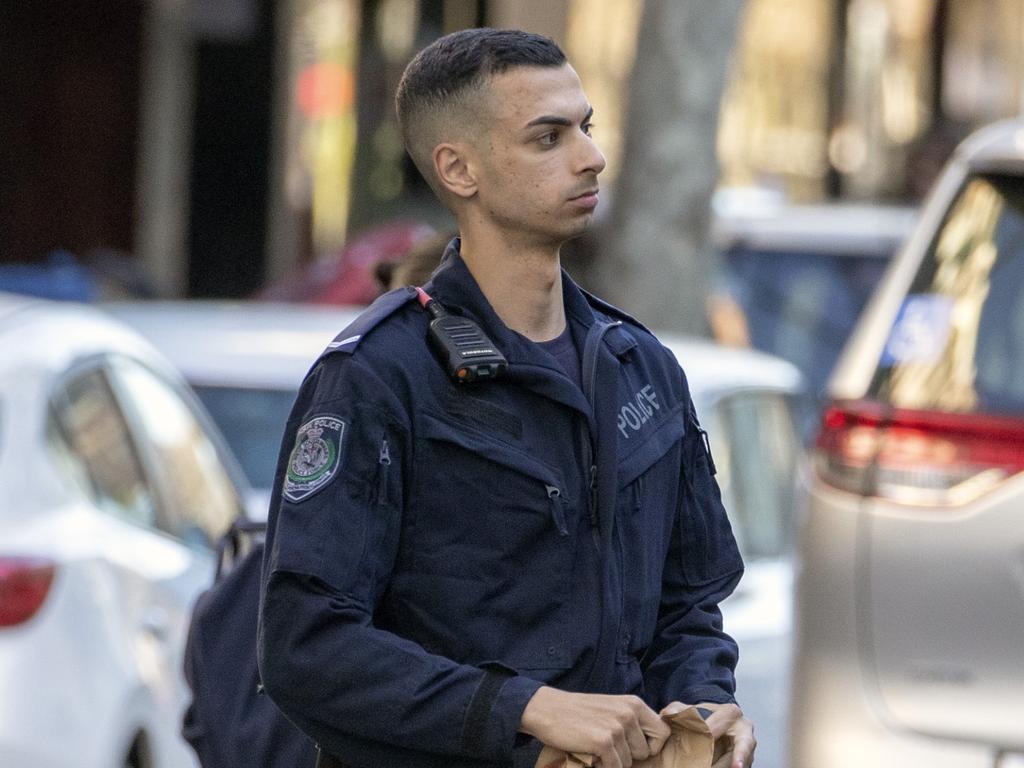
top-left (661, 701), bottom-right (755, 768)
top-left (520, 687), bottom-right (671, 768)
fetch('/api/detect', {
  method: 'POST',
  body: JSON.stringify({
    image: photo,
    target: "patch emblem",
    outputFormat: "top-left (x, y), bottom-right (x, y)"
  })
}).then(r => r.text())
top-left (283, 416), bottom-right (346, 502)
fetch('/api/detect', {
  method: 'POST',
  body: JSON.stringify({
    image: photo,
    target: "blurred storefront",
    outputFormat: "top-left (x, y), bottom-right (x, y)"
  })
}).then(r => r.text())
top-left (4, 0), bottom-right (1024, 298)
top-left (0, 2), bottom-right (146, 277)
top-left (263, 0), bottom-right (1024, 289)
top-left (264, 0), bottom-right (631, 287)
top-left (0, 0), bottom-right (278, 299)
top-left (719, 0), bottom-right (1024, 203)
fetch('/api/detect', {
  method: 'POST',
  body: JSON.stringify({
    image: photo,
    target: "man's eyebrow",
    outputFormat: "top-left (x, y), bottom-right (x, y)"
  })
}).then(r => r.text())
top-left (524, 105), bottom-right (594, 129)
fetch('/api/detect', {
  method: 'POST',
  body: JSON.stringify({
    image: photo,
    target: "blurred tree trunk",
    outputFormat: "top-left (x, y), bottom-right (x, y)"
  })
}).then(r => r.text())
top-left (592, 0), bottom-right (745, 335)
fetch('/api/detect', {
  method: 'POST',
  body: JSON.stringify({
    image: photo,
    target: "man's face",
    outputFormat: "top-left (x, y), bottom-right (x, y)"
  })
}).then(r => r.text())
top-left (470, 63), bottom-right (606, 247)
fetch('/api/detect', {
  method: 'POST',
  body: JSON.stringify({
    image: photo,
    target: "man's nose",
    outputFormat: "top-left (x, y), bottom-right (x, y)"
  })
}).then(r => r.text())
top-left (579, 135), bottom-right (606, 176)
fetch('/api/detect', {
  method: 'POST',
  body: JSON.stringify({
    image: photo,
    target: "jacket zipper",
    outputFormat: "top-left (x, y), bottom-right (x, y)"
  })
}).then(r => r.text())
top-left (377, 437), bottom-right (391, 505)
top-left (689, 410), bottom-right (717, 475)
top-left (588, 464), bottom-right (598, 527)
top-left (580, 320), bottom-right (620, 547)
top-left (546, 485), bottom-right (569, 536)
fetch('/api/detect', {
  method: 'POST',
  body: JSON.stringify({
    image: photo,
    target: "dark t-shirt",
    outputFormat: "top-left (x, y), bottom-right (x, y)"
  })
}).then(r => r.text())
top-left (537, 322), bottom-right (581, 391)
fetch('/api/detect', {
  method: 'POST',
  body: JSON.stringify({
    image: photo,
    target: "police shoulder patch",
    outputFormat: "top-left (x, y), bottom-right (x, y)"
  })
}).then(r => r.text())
top-left (283, 415), bottom-right (346, 503)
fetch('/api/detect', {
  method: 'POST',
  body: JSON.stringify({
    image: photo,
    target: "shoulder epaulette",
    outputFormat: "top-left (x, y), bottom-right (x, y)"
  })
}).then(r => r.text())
top-left (317, 286), bottom-right (418, 360)
top-left (578, 287), bottom-right (653, 335)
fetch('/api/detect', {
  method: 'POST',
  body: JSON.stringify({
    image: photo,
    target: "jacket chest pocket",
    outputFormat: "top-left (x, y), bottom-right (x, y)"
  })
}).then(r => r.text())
top-left (615, 409), bottom-right (685, 661)
top-left (404, 413), bottom-right (576, 669)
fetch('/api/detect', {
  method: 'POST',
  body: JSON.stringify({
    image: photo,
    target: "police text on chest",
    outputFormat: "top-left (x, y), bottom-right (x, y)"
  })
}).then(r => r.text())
top-left (617, 385), bottom-right (661, 438)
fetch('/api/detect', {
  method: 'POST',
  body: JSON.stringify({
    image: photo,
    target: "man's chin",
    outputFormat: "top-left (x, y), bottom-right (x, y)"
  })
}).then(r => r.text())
top-left (562, 215), bottom-right (595, 241)
top-left (524, 215), bottom-right (595, 250)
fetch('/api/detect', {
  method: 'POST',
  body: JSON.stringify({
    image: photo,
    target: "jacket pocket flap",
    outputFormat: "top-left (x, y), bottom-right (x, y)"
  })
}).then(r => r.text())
top-left (617, 405), bottom-right (685, 488)
top-left (420, 412), bottom-right (562, 488)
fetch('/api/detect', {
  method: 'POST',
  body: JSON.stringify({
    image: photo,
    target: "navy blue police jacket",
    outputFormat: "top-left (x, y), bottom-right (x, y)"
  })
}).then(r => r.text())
top-left (257, 241), bottom-right (744, 768)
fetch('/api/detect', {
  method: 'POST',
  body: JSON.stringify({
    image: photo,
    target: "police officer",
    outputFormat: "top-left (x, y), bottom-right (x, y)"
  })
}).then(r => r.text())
top-left (258, 28), bottom-right (755, 768)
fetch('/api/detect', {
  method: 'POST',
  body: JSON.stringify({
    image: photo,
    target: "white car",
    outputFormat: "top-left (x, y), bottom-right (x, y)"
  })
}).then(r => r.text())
top-left (112, 299), bottom-right (804, 768)
top-left (673, 339), bottom-right (803, 768)
top-left (792, 118), bottom-right (1024, 768)
top-left (0, 293), bottom-right (249, 768)
top-left (105, 302), bottom-right (364, 518)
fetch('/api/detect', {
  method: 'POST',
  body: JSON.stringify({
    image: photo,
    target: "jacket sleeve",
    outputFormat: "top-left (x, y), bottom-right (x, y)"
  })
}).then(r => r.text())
top-left (257, 354), bottom-right (542, 762)
top-left (641, 398), bottom-right (745, 708)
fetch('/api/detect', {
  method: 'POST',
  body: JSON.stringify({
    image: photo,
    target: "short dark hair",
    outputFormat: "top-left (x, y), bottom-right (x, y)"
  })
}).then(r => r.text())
top-left (396, 28), bottom-right (566, 192)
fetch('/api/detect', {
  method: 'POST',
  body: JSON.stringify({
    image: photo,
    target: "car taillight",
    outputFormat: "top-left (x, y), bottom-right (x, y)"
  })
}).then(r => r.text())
top-left (0, 557), bottom-right (56, 627)
top-left (815, 401), bottom-right (1024, 506)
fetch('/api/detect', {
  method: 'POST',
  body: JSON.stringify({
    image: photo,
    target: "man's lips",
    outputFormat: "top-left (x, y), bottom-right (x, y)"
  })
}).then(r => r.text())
top-left (569, 189), bottom-right (600, 208)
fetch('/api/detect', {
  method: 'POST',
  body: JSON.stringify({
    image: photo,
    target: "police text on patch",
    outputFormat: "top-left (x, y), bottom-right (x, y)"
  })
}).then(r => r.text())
top-left (617, 385), bottom-right (660, 438)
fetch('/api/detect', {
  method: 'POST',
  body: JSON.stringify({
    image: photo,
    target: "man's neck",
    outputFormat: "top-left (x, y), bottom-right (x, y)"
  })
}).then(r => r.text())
top-left (458, 232), bottom-right (566, 342)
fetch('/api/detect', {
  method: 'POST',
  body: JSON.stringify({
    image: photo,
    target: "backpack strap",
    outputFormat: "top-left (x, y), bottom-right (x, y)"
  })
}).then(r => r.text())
top-left (215, 517), bottom-right (268, 580)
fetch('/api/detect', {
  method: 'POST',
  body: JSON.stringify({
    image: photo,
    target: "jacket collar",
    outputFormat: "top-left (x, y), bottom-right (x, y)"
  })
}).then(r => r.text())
top-left (425, 238), bottom-right (637, 367)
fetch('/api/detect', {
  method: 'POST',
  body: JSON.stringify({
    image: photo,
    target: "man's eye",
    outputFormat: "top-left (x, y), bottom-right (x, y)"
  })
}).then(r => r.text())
top-left (539, 131), bottom-right (559, 146)
top-left (582, 122), bottom-right (594, 136)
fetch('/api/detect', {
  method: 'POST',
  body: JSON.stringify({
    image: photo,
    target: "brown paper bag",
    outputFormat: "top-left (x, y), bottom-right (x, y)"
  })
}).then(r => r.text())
top-left (535, 705), bottom-right (721, 768)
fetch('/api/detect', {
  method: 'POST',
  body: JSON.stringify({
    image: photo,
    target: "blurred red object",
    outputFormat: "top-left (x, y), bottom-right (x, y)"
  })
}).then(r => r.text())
top-left (297, 62), bottom-right (355, 119)
top-left (257, 221), bottom-right (436, 305)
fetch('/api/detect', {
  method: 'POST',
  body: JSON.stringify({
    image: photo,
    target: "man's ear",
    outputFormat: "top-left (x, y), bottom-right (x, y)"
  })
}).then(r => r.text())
top-left (433, 142), bottom-right (477, 199)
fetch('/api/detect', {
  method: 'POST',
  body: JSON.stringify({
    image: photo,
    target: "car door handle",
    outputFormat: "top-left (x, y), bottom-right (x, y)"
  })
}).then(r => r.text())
top-left (140, 607), bottom-right (170, 641)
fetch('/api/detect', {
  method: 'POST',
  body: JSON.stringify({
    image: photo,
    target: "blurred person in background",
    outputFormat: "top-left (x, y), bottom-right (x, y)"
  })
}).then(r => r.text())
top-left (258, 28), bottom-right (754, 768)
top-left (374, 230), bottom-right (455, 292)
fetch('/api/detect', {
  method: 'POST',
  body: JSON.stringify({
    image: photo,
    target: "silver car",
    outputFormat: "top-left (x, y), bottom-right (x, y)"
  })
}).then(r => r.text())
top-left (791, 118), bottom-right (1024, 768)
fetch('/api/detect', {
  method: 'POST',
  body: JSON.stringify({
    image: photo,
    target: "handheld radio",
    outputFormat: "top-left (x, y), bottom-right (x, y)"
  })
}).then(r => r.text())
top-left (416, 287), bottom-right (507, 384)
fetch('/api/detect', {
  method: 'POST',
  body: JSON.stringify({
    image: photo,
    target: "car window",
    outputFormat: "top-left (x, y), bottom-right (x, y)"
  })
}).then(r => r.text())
top-left (869, 173), bottom-right (1024, 415)
top-left (721, 248), bottom-right (889, 401)
top-left (192, 385), bottom-right (297, 489)
top-left (48, 365), bottom-right (158, 527)
top-left (109, 358), bottom-right (239, 548)
top-left (706, 391), bottom-right (799, 560)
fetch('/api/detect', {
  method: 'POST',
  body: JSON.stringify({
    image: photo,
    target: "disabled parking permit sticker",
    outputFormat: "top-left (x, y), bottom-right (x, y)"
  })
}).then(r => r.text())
top-left (284, 416), bottom-right (346, 502)
top-left (881, 294), bottom-right (954, 366)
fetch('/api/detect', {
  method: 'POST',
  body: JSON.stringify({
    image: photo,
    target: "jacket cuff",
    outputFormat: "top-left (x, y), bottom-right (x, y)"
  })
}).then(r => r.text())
top-left (512, 734), bottom-right (545, 768)
top-left (462, 672), bottom-right (545, 761)
top-left (680, 686), bottom-right (737, 706)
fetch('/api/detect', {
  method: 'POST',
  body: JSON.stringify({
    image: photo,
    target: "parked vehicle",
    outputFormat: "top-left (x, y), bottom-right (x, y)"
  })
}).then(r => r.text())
top-left (668, 339), bottom-right (802, 768)
top-left (106, 302), bottom-right (363, 517)
top-left (710, 200), bottom-right (916, 437)
top-left (112, 299), bottom-right (804, 768)
top-left (0, 293), bottom-right (249, 768)
top-left (791, 118), bottom-right (1024, 768)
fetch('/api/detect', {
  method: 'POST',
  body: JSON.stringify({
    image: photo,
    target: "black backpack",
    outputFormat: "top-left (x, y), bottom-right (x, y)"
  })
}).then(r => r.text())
top-left (182, 518), bottom-right (318, 768)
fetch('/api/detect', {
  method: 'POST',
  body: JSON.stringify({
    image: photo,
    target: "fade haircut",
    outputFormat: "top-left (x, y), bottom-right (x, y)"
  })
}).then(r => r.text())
top-left (396, 28), bottom-right (566, 197)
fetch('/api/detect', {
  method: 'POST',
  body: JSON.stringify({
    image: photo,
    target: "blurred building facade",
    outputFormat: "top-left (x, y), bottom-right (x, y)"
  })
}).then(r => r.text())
top-left (2, 0), bottom-right (1024, 298)
top-left (720, 0), bottom-right (1024, 203)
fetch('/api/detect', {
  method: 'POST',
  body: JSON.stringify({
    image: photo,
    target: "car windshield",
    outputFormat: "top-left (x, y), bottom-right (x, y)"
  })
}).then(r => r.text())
top-left (868, 172), bottom-right (1024, 415)
top-left (192, 385), bottom-right (298, 489)
top-left (723, 248), bottom-right (888, 402)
